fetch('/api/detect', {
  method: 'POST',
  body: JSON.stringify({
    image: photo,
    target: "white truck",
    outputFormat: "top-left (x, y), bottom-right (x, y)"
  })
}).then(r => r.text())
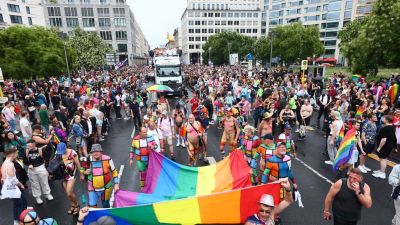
top-left (152, 49), bottom-right (183, 95)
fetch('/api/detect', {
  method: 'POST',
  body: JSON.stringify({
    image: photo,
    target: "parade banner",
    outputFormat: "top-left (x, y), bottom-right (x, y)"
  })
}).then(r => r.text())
top-left (115, 149), bottom-right (252, 206)
top-left (85, 183), bottom-right (281, 225)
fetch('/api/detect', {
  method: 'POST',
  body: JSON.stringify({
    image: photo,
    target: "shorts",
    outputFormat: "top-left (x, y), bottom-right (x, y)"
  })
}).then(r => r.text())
top-left (165, 135), bottom-right (173, 146)
top-left (377, 147), bottom-right (392, 159)
top-left (363, 143), bottom-right (375, 154)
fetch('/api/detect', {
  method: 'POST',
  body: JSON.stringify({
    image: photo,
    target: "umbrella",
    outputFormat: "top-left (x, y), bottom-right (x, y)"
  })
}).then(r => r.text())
top-left (146, 84), bottom-right (174, 93)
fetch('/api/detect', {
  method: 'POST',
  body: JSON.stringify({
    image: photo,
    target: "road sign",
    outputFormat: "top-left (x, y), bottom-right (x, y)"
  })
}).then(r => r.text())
top-left (229, 53), bottom-right (239, 65)
top-left (245, 53), bottom-right (254, 61)
top-left (301, 60), bottom-right (308, 70)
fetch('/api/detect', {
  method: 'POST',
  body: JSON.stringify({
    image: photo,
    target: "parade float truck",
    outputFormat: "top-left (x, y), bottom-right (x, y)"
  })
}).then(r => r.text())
top-left (150, 48), bottom-right (183, 96)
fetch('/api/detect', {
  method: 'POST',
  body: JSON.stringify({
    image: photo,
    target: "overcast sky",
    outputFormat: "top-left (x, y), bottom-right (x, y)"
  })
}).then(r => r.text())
top-left (127, 0), bottom-right (187, 49)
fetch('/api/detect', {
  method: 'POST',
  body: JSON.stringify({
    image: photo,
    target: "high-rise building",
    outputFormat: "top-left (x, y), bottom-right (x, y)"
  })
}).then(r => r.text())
top-left (0, 0), bottom-right (46, 28)
top-left (262, 0), bottom-right (376, 63)
top-left (42, 0), bottom-right (149, 65)
top-left (181, 0), bottom-right (263, 64)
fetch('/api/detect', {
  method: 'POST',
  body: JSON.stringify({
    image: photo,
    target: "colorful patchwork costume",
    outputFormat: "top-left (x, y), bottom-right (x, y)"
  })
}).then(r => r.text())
top-left (239, 135), bottom-right (260, 185)
top-left (87, 154), bottom-right (119, 208)
top-left (130, 135), bottom-right (157, 188)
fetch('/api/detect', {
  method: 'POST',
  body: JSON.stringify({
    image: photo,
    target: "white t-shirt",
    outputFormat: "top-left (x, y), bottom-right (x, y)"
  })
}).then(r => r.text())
top-left (20, 117), bottom-right (32, 138)
top-left (147, 128), bottom-right (163, 152)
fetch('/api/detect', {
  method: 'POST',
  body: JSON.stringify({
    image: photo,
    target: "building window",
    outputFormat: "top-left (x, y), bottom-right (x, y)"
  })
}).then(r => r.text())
top-left (113, 8), bottom-right (125, 16)
top-left (208, 20), bottom-right (213, 25)
top-left (208, 29), bottom-right (213, 33)
top-left (117, 44), bottom-right (127, 52)
top-left (98, 18), bottom-right (111, 27)
top-left (10, 15), bottom-right (23, 24)
top-left (189, 37), bottom-right (194, 41)
top-left (345, 1), bottom-right (353, 9)
top-left (97, 8), bottom-right (110, 16)
top-left (49, 18), bottom-right (62, 27)
top-left (253, 29), bottom-right (257, 33)
top-left (7, 4), bottom-right (20, 13)
top-left (188, 20), bottom-right (194, 25)
top-left (116, 0), bottom-right (125, 3)
top-left (100, 31), bottom-right (112, 40)
top-left (28, 17), bottom-right (32, 25)
top-left (189, 29), bottom-right (194, 33)
top-left (324, 40), bottom-right (337, 46)
top-left (321, 22), bottom-right (339, 29)
top-left (215, 13), bottom-right (220, 17)
top-left (66, 18), bottom-right (79, 27)
top-left (208, 13), bottom-right (213, 17)
top-left (114, 18), bottom-right (126, 26)
top-left (324, 49), bottom-right (335, 55)
top-left (26, 6), bottom-right (30, 14)
top-left (116, 31), bottom-right (127, 40)
top-left (81, 8), bottom-right (94, 17)
top-left (228, 21), bottom-right (233, 25)
top-left (202, 29), bottom-right (207, 33)
top-left (0, 14), bottom-right (4, 23)
top-left (47, 7), bottom-right (61, 16)
top-left (100, 0), bottom-right (108, 4)
top-left (65, 7), bottom-right (78, 17)
top-left (344, 11), bottom-right (352, 19)
top-left (195, 37), bottom-right (200, 41)
top-left (328, 2), bottom-right (341, 11)
top-left (83, 0), bottom-right (90, 3)
top-left (68, 0), bottom-right (75, 3)
top-left (327, 12), bottom-right (340, 20)
top-left (189, 44), bottom-right (194, 49)
top-left (82, 18), bottom-right (95, 27)
top-left (195, 29), bottom-right (200, 33)
top-left (215, 21), bottom-right (220, 26)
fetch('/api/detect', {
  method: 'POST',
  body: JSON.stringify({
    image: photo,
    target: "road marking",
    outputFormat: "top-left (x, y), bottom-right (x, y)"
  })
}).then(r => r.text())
top-left (206, 156), bottom-right (216, 164)
top-left (294, 157), bottom-right (333, 185)
top-left (368, 153), bottom-right (397, 167)
top-left (110, 164), bottom-right (124, 208)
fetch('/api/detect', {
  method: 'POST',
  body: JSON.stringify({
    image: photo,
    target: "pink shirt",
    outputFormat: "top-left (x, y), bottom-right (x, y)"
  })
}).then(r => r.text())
top-left (2, 107), bottom-right (15, 121)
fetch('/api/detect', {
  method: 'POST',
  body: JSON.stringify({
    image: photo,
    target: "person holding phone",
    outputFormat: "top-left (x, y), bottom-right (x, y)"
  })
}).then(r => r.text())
top-left (323, 168), bottom-right (372, 225)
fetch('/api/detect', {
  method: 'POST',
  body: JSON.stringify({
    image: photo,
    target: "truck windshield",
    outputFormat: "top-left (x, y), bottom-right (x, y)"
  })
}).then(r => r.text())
top-left (156, 66), bottom-right (181, 77)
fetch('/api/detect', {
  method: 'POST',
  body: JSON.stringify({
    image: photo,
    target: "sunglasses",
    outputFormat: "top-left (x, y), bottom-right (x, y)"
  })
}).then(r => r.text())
top-left (259, 209), bottom-right (272, 214)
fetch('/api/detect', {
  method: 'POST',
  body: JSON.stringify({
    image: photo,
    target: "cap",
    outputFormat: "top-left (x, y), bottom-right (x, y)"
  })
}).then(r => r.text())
top-left (56, 142), bottom-right (66, 155)
top-left (258, 194), bottom-right (275, 207)
top-left (263, 112), bottom-right (273, 119)
top-left (276, 140), bottom-right (285, 147)
top-left (90, 144), bottom-right (103, 153)
top-left (261, 134), bottom-right (274, 140)
top-left (284, 123), bottom-right (292, 130)
top-left (162, 110), bottom-right (168, 115)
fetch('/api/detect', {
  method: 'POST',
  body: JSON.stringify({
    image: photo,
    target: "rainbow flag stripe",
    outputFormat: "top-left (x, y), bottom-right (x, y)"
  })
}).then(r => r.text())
top-left (335, 125), bottom-right (345, 147)
top-left (116, 150), bottom-right (252, 206)
top-left (333, 128), bottom-right (357, 171)
top-left (356, 106), bottom-right (366, 116)
top-left (85, 183), bottom-right (281, 225)
top-left (352, 74), bottom-right (362, 83)
top-left (389, 83), bottom-right (399, 105)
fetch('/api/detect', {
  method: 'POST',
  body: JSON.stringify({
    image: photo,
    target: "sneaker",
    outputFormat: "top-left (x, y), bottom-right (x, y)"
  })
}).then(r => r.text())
top-left (324, 160), bottom-right (333, 165)
top-left (176, 142), bottom-right (180, 147)
top-left (181, 142), bottom-right (186, 148)
top-left (372, 170), bottom-right (381, 174)
top-left (372, 171), bottom-right (386, 179)
top-left (124, 117), bottom-right (130, 120)
top-left (209, 121), bottom-right (215, 125)
top-left (104, 132), bottom-right (108, 136)
top-left (295, 129), bottom-right (299, 133)
top-left (45, 194), bottom-right (54, 201)
top-left (358, 165), bottom-right (367, 173)
top-left (99, 138), bottom-right (105, 142)
top-left (14, 220), bottom-right (19, 225)
top-left (363, 165), bottom-right (371, 172)
top-left (36, 197), bottom-right (43, 205)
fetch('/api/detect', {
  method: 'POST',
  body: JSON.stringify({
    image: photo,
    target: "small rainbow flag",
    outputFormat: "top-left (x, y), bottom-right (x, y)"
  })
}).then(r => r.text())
top-left (356, 106), bottom-right (366, 116)
top-left (85, 183), bottom-right (281, 225)
top-left (389, 83), bottom-right (399, 105)
top-left (116, 150), bottom-right (252, 206)
top-left (333, 128), bottom-right (357, 171)
top-left (352, 74), bottom-right (363, 83)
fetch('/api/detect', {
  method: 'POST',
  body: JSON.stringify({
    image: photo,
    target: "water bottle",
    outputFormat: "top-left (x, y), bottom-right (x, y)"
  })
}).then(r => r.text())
top-left (81, 194), bottom-right (87, 205)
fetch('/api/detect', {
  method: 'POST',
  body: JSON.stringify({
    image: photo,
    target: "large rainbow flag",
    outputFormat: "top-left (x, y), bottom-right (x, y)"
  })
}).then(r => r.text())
top-left (389, 83), bottom-right (399, 105)
top-left (333, 128), bottom-right (357, 171)
top-left (355, 106), bottom-right (366, 117)
top-left (116, 150), bottom-right (252, 206)
top-left (85, 183), bottom-right (281, 225)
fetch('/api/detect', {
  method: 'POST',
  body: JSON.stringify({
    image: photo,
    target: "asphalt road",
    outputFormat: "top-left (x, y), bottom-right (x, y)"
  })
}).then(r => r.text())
top-left (0, 97), bottom-right (396, 225)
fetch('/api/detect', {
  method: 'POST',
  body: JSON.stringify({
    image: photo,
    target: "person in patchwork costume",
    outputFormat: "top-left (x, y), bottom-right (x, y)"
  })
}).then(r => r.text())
top-left (84, 144), bottom-right (119, 208)
top-left (129, 127), bottom-right (158, 189)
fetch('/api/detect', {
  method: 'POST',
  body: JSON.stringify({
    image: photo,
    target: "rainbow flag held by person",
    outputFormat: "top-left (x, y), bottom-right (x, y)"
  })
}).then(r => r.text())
top-left (389, 83), bottom-right (399, 105)
top-left (85, 183), bottom-right (281, 225)
top-left (335, 125), bottom-right (345, 147)
top-left (115, 149), bottom-right (252, 207)
top-left (356, 106), bottom-right (366, 116)
top-left (333, 128), bottom-right (357, 171)
top-left (352, 74), bottom-right (363, 83)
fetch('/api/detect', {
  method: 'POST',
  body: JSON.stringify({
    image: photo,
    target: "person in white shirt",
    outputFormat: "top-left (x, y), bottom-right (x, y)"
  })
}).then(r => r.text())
top-left (147, 121), bottom-right (163, 153)
top-left (19, 112), bottom-right (32, 142)
top-left (2, 101), bottom-right (16, 132)
top-left (389, 164), bottom-right (400, 225)
top-left (158, 110), bottom-right (175, 160)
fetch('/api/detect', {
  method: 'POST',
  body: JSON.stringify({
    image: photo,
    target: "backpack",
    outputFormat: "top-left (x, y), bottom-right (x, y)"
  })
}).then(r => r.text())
top-left (47, 154), bottom-right (65, 181)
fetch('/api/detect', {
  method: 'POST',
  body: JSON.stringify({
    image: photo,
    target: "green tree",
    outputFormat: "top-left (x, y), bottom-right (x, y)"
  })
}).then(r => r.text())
top-left (339, 0), bottom-right (400, 75)
top-left (254, 37), bottom-right (272, 64)
top-left (202, 32), bottom-right (256, 65)
top-left (68, 28), bottom-right (112, 69)
top-left (0, 26), bottom-right (75, 79)
top-left (272, 22), bottom-right (324, 65)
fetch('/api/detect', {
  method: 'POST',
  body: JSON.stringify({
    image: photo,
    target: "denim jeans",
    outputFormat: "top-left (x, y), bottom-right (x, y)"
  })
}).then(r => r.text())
top-left (8, 119), bottom-right (16, 132)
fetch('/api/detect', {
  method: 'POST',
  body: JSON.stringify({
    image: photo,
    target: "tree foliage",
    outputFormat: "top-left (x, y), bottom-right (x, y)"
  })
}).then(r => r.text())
top-left (338, 0), bottom-right (400, 75)
top-left (254, 37), bottom-right (271, 64)
top-left (272, 22), bottom-right (324, 65)
top-left (202, 32), bottom-right (256, 65)
top-left (68, 28), bottom-right (112, 69)
top-left (0, 26), bottom-right (76, 79)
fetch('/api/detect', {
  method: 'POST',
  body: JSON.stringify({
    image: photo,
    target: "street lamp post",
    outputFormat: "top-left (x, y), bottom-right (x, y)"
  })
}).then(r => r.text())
top-left (58, 32), bottom-right (71, 80)
top-left (228, 42), bottom-right (232, 64)
top-left (269, 31), bottom-right (274, 68)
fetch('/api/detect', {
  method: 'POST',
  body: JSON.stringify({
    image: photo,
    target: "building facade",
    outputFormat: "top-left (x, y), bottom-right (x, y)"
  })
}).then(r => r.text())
top-left (262, 0), bottom-right (376, 63)
top-left (0, 0), bottom-right (46, 28)
top-left (42, 0), bottom-right (149, 65)
top-left (181, 0), bottom-right (263, 64)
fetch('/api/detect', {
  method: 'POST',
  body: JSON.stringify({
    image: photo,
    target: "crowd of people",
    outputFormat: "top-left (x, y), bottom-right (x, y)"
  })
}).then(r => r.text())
top-left (0, 63), bottom-right (400, 225)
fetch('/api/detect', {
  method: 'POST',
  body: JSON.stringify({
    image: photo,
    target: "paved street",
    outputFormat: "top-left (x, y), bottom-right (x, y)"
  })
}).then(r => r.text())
top-left (0, 98), bottom-right (396, 225)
